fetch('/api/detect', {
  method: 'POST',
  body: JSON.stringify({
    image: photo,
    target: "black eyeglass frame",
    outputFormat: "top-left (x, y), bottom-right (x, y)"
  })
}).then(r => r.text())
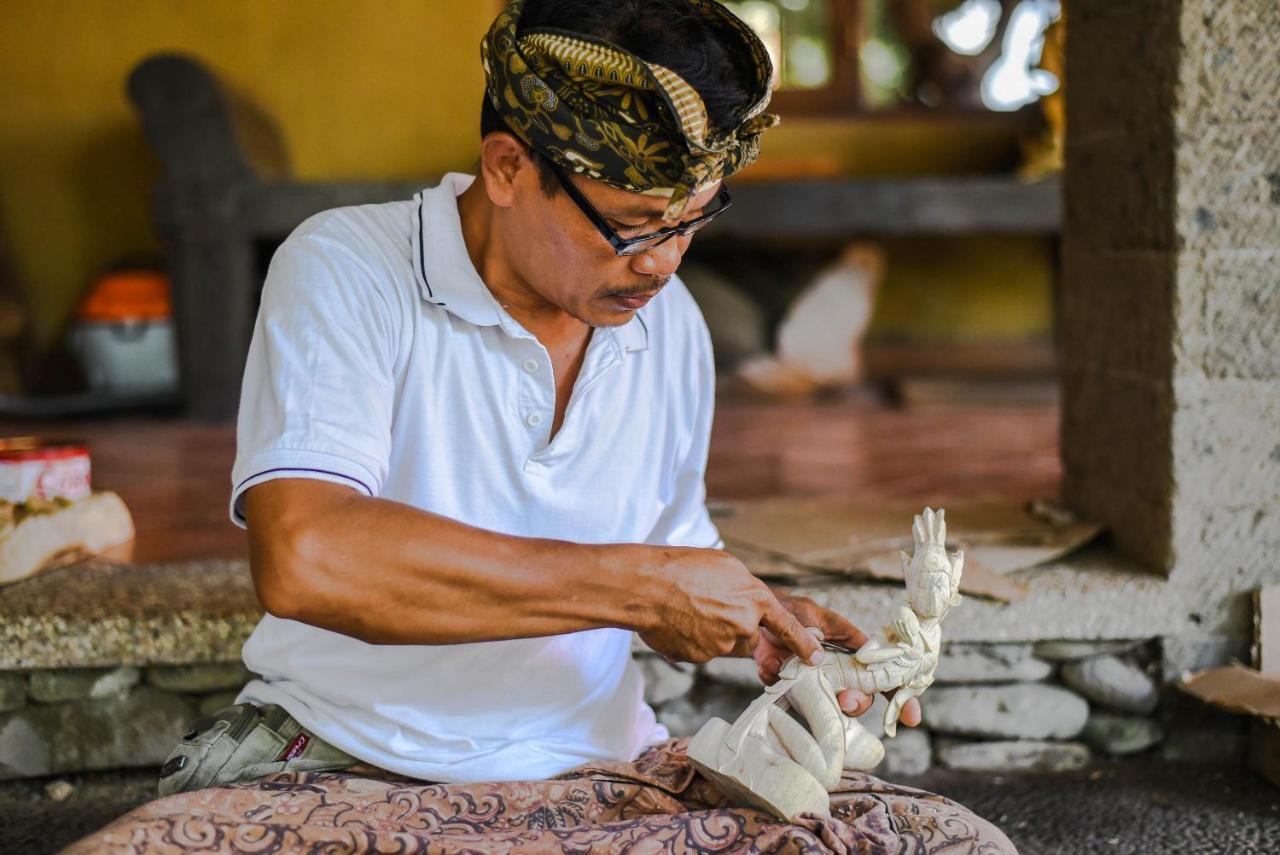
top-left (548, 163), bottom-right (733, 257)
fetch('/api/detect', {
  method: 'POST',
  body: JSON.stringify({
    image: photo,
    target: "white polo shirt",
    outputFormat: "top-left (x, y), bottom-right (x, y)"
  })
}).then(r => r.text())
top-left (229, 172), bottom-right (721, 783)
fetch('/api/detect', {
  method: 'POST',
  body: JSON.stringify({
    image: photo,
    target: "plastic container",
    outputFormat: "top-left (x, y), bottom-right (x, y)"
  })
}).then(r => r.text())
top-left (70, 270), bottom-right (179, 395)
top-left (0, 437), bottom-right (91, 503)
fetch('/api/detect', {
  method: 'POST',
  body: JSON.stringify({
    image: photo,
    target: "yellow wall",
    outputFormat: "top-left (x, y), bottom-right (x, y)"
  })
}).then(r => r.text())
top-left (0, 0), bottom-right (1046, 352)
top-left (870, 237), bottom-right (1053, 341)
top-left (0, 0), bottom-right (494, 348)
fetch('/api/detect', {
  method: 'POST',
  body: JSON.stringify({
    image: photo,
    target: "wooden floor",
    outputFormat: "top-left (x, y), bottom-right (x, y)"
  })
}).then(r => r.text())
top-left (0, 395), bottom-right (1060, 565)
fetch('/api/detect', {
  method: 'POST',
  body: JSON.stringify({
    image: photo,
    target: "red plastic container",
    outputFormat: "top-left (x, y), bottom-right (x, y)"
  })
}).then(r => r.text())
top-left (0, 438), bottom-right (91, 503)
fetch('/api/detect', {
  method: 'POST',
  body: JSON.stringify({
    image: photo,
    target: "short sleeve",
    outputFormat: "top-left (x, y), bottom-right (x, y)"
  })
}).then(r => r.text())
top-left (229, 233), bottom-right (399, 527)
top-left (644, 303), bottom-right (723, 550)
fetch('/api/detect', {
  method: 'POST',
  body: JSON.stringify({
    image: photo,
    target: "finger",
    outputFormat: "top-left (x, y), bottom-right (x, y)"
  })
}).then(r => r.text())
top-left (819, 611), bottom-right (869, 649)
top-left (899, 697), bottom-right (922, 728)
top-left (778, 595), bottom-right (823, 625)
top-left (761, 596), bottom-right (823, 665)
top-left (753, 633), bottom-right (786, 664)
top-left (757, 654), bottom-right (783, 686)
top-left (752, 633), bottom-right (792, 685)
top-left (837, 688), bottom-right (873, 717)
top-left (731, 628), bottom-right (760, 659)
top-left (783, 596), bottom-right (868, 650)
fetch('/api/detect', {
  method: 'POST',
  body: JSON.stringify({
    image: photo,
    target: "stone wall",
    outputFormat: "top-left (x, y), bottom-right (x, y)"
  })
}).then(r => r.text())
top-left (637, 640), bottom-right (1170, 777)
top-left (0, 560), bottom-right (1238, 783)
top-left (0, 640), bottom-right (1240, 782)
top-left (0, 664), bottom-right (250, 780)
top-left (1061, 0), bottom-right (1280, 666)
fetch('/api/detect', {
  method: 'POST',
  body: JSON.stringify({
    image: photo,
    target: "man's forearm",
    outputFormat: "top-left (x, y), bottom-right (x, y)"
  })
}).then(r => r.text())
top-left (245, 479), bottom-right (658, 645)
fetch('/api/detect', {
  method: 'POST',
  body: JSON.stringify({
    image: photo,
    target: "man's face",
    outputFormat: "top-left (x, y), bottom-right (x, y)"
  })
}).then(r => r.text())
top-left (507, 167), bottom-right (722, 328)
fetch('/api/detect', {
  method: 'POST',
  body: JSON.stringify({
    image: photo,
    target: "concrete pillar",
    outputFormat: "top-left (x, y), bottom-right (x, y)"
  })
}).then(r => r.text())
top-left (1060, 0), bottom-right (1279, 624)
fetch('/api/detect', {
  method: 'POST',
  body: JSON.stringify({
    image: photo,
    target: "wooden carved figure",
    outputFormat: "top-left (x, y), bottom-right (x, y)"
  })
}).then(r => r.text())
top-left (688, 508), bottom-right (963, 820)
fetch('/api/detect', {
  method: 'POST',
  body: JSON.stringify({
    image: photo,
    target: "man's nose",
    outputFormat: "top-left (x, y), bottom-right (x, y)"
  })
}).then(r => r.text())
top-left (630, 234), bottom-right (686, 277)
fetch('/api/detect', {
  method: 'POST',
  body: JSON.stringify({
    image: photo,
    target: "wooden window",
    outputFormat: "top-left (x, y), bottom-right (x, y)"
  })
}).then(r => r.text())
top-left (723, 0), bottom-right (861, 116)
top-left (494, 0), bottom-right (1062, 119)
top-left (724, 0), bottom-right (1062, 117)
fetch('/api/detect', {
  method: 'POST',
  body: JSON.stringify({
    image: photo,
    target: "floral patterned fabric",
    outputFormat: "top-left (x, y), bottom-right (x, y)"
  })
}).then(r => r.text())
top-left (64, 739), bottom-right (1015, 854)
top-left (481, 0), bottom-right (780, 222)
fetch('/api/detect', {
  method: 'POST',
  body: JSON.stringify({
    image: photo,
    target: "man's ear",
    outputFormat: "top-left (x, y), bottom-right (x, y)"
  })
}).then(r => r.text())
top-left (478, 132), bottom-right (534, 209)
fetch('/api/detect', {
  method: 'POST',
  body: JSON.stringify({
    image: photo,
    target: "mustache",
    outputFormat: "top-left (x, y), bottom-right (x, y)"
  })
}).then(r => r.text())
top-left (607, 276), bottom-right (670, 298)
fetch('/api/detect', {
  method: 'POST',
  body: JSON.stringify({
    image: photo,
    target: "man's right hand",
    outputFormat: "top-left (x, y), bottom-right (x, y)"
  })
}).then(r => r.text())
top-left (629, 546), bottom-right (823, 666)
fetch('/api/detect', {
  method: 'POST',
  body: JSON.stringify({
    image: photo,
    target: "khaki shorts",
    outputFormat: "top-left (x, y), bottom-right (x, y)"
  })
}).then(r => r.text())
top-left (158, 702), bottom-right (357, 797)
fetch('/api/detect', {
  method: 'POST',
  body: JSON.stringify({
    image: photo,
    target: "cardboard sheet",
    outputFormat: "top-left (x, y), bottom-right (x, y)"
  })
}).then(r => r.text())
top-left (714, 498), bottom-right (1102, 603)
top-left (1178, 664), bottom-right (1280, 721)
top-left (1255, 585), bottom-right (1280, 674)
top-left (1181, 586), bottom-right (1280, 789)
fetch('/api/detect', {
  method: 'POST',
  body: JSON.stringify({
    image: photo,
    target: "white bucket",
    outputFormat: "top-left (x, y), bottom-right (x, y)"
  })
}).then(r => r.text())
top-left (70, 318), bottom-right (179, 395)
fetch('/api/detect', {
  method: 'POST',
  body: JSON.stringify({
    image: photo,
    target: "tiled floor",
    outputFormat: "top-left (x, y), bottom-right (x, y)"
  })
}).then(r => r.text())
top-left (0, 394), bottom-right (1060, 565)
top-left (707, 396), bottom-right (1059, 504)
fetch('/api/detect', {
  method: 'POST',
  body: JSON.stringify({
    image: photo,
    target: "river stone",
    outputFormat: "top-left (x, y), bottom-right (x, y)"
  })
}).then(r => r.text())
top-left (636, 656), bottom-right (696, 706)
top-left (935, 739), bottom-right (1091, 772)
top-left (147, 663), bottom-right (253, 693)
top-left (700, 657), bottom-right (763, 690)
top-left (935, 644), bottom-right (1053, 683)
top-left (1060, 655), bottom-right (1158, 714)
top-left (1033, 640), bottom-right (1143, 662)
top-left (0, 687), bottom-right (196, 780)
top-left (0, 674), bottom-right (25, 712)
top-left (45, 779), bottom-right (75, 801)
top-left (1082, 713), bottom-right (1164, 755)
top-left (658, 685), bottom-right (757, 739)
top-left (879, 728), bottom-right (932, 776)
top-left (922, 684), bottom-right (1089, 739)
top-left (28, 667), bottom-right (141, 703)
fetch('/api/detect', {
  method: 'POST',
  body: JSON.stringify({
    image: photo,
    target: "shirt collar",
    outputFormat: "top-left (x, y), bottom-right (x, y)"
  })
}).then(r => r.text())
top-left (412, 172), bottom-right (650, 353)
top-left (412, 172), bottom-right (502, 327)
top-left (613, 309), bottom-right (650, 354)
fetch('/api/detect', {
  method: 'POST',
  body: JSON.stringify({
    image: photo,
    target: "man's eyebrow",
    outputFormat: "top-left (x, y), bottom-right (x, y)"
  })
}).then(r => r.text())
top-left (607, 203), bottom-right (667, 220)
top-left (608, 200), bottom-right (711, 221)
top-left (603, 183), bottom-right (721, 220)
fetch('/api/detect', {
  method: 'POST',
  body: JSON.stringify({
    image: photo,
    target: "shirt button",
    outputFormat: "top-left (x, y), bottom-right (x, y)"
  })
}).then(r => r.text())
top-left (522, 359), bottom-right (539, 374)
top-left (525, 412), bottom-right (544, 428)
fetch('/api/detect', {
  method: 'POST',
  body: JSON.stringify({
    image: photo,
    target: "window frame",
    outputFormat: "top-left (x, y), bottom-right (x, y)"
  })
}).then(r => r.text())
top-left (762, 0), bottom-right (864, 117)
top-left (768, 0), bottom-right (1027, 119)
top-left (490, 0), bottom-right (1037, 122)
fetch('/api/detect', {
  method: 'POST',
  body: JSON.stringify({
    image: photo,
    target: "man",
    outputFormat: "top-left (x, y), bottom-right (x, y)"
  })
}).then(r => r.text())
top-left (68, 2), bottom-right (1013, 851)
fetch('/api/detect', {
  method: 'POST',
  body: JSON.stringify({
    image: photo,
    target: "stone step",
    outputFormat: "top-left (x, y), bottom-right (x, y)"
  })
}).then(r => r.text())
top-left (0, 549), bottom-right (1193, 672)
top-left (0, 687), bottom-right (195, 780)
top-left (0, 560), bottom-right (259, 670)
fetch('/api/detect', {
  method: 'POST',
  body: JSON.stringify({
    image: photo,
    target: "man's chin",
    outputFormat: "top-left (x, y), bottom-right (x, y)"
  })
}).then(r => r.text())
top-left (581, 295), bottom-right (651, 327)
top-left (582, 307), bottom-right (637, 329)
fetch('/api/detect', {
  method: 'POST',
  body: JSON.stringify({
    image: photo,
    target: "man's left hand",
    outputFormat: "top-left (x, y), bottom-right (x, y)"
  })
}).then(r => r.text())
top-left (752, 592), bottom-right (922, 728)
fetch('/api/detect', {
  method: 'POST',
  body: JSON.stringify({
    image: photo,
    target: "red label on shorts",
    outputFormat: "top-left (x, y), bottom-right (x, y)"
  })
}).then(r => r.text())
top-left (278, 733), bottom-right (310, 762)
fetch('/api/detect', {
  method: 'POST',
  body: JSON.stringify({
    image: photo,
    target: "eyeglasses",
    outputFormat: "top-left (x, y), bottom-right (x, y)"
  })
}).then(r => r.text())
top-left (548, 163), bottom-right (732, 257)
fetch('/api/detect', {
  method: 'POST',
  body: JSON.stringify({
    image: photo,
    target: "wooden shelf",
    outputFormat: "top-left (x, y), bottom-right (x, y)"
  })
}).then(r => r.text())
top-left (710, 175), bottom-right (1060, 239)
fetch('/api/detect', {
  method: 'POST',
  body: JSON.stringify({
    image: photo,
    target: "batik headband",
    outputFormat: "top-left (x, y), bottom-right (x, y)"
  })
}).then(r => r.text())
top-left (481, 0), bottom-right (780, 221)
